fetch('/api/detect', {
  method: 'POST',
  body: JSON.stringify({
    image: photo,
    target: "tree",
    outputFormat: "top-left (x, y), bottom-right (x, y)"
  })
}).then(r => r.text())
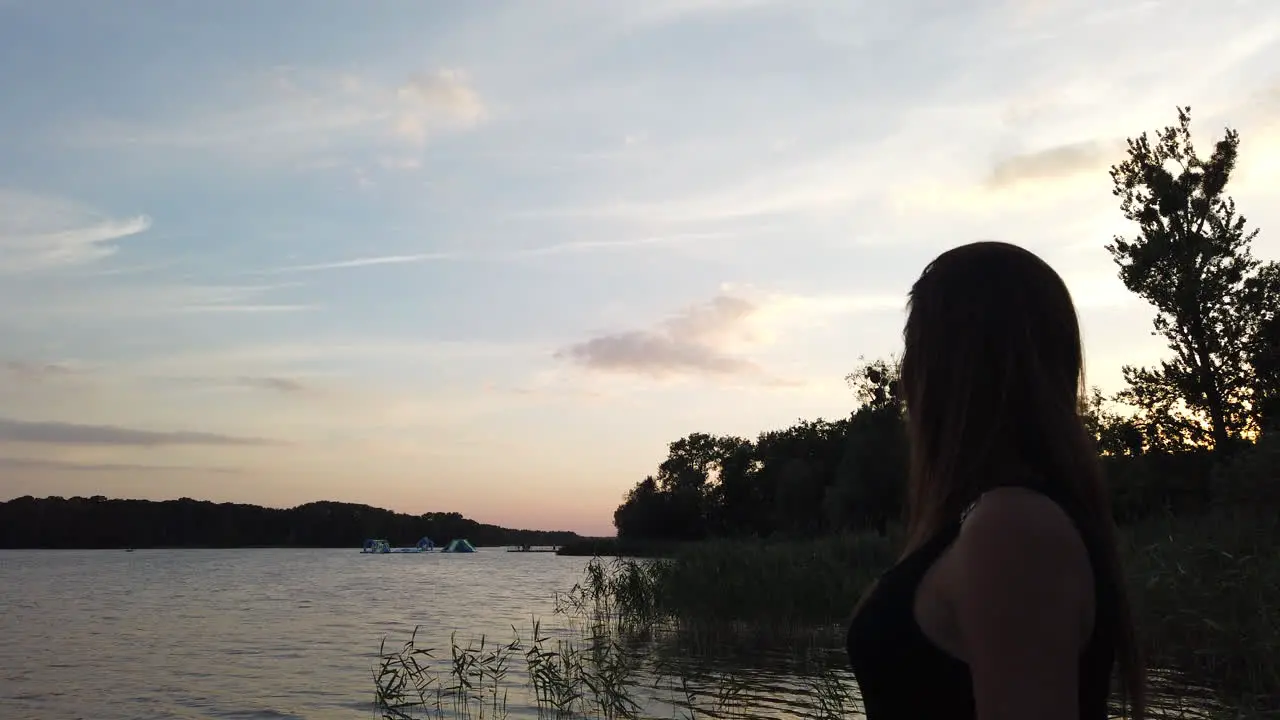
top-left (614, 432), bottom-right (759, 540)
top-left (757, 419), bottom-right (848, 537)
top-left (1107, 106), bottom-right (1267, 453)
top-left (1082, 387), bottom-right (1145, 456)
top-left (613, 476), bottom-right (667, 539)
top-left (826, 357), bottom-right (907, 535)
top-left (1244, 261), bottom-right (1280, 434)
top-left (845, 355), bottom-right (903, 412)
top-left (0, 497), bottom-right (580, 549)
top-left (654, 432), bottom-right (744, 540)
top-left (704, 438), bottom-right (759, 536)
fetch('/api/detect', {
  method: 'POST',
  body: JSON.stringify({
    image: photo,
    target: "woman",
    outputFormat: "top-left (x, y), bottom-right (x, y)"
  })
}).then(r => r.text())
top-left (846, 242), bottom-right (1145, 720)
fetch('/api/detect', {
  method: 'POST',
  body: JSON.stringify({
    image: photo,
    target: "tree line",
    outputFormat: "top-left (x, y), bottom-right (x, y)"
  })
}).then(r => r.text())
top-left (0, 496), bottom-right (583, 549)
top-left (614, 107), bottom-right (1280, 542)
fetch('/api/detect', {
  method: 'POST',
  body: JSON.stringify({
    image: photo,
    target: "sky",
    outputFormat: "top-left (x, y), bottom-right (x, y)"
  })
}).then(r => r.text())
top-left (1, 0), bottom-right (1278, 536)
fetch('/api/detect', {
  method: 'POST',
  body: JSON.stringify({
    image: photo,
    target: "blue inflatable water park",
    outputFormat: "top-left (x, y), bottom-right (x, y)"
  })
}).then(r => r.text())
top-left (359, 537), bottom-right (477, 554)
top-left (360, 537), bottom-right (435, 554)
top-left (440, 538), bottom-right (476, 553)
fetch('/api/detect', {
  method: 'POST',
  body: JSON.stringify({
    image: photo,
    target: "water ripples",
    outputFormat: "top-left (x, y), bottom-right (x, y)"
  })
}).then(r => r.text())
top-left (0, 549), bottom-right (1221, 720)
top-left (0, 549), bottom-right (588, 719)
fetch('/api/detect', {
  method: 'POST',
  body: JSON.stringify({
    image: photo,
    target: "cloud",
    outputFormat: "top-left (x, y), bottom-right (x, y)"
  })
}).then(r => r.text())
top-left (0, 190), bottom-right (151, 273)
top-left (158, 375), bottom-right (315, 395)
top-left (0, 360), bottom-right (78, 382)
top-left (612, 0), bottom-right (780, 29)
top-left (0, 456), bottom-right (241, 474)
top-left (987, 140), bottom-right (1122, 189)
top-left (178, 303), bottom-right (315, 314)
top-left (20, 282), bottom-right (316, 318)
top-left (1, 362), bottom-right (311, 403)
top-left (263, 235), bottom-right (722, 272)
top-left (393, 70), bottom-right (487, 146)
top-left (124, 340), bottom-right (544, 395)
top-left (232, 376), bottom-right (311, 394)
top-left (72, 67), bottom-right (487, 170)
top-left (533, 143), bottom-right (887, 225)
top-left (266, 252), bottom-right (453, 274)
top-left (511, 233), bottom-right (730, 258)
top-left (561, 332), bottom-right (754, 376)
top-left (557, 289), bottom-right (902, 379)
top-left (559, 295), bottom-right (759, 377)
top-left (0, 418), bottom-right (277, 447)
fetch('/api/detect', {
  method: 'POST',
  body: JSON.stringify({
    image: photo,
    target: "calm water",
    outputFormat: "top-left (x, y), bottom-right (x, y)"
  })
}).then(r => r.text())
top-left (0, 549), bottom-right (849, 720)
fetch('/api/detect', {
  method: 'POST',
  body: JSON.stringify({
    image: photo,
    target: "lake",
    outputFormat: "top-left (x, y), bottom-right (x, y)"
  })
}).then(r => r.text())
top-left (0, 549), bottom-right (852, 720)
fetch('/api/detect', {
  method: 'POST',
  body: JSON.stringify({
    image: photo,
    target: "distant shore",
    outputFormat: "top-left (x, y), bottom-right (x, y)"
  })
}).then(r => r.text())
top-left (0, 496), bottom-right (583, 550)
top-left (8, 544), bottom-right (509, 550)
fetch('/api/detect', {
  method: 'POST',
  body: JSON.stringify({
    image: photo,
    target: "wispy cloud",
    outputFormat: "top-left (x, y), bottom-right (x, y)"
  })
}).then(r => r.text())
top-left (232, 376), bottom-right (311, 394)
top-left (126, 339), bottom-right (542, 384)
top-left (511, 233), bottom-right (729, 258)
top-left (560, 295), bottom-right (761, 378)
top-left (0, 190), bottom-right (151, 273)
top-left (0, 456), bottom-right (242, 474)
top-left (266, 252), bottom-right (453, 274)
top-left (0, 418), bottom-right (278, 447)
top-left (72, 67), bottom-right (487, 171)
top-left (158, 375), bottom-right (315, 395)
top-left (393, 70), bottom-right (487, 146)
top-left (526, 137), bottom-right (899, 229)
top-left (19, 282), bottom-right (316, 318)
top-left (0, 360), bottom-right (78, 382)
top-left (537, 0), bottom-right (786, 33)
top-left (177, 303), bottom-right (317, 314)
top-left (557, 289), bottom-right (901, 380)
top-left (263, 236), bottom-right (717, 272)
top-left (987, 140), bottom-right (1123, 189)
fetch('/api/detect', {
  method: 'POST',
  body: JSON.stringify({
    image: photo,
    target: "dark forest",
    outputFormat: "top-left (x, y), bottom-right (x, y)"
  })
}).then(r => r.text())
top-left (0, 496), bottom-right (583, 549)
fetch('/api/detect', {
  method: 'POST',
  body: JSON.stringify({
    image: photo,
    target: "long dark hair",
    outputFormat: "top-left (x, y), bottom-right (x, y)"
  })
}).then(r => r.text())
top-left (900, 241), bottom-right (1144, 718)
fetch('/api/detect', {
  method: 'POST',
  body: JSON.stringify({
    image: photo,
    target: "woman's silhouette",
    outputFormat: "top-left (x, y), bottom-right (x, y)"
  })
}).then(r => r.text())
top-left (847, 242), bottom-right (1145, 720)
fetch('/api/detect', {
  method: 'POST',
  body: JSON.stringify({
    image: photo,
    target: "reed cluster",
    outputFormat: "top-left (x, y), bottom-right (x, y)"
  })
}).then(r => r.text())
top-left (373, 620), bottom-right (642, 720)
top-left (376, 506), bottom-right (1278, 719)
top-left (372, 620), bottom-right (859, 720)
top-left (560, 512), bottom-right (1278, 718)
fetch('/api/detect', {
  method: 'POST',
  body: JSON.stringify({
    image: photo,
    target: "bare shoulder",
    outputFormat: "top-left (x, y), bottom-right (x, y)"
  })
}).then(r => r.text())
top-left (949, 487), bottom-right (1095, 719)
top-left (951, 485), bottom-right (1094, 649)
top-left (958, 486), bottom-right (1088, 560)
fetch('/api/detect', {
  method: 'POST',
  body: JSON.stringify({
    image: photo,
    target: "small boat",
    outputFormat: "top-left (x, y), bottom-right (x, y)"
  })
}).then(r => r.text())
top-left (361, 537), bottom-right (435, 554)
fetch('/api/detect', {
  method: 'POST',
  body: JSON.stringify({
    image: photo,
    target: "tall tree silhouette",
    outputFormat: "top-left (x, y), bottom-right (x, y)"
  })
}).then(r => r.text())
top-left (1107, 106), bottom-right (1269, 453)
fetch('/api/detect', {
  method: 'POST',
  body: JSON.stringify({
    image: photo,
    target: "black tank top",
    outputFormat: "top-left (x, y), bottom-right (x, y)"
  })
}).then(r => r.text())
top-left (846, 487), bottom-right (1116, 719)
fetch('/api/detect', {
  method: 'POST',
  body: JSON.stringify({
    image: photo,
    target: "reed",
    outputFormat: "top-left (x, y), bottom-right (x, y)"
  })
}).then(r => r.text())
top-left (373, 620), bottom-right (861, 720)
top-left (375, 461), bottom-right (1279, 719)
top-left (562, 512), bottom-right (1278, 718)
top-left (374, 619), bottom-right (648, 720)
top-left (1123, 510), bottom-right (1280, 716)
top-left (554, 534), bottom-right (894, 649)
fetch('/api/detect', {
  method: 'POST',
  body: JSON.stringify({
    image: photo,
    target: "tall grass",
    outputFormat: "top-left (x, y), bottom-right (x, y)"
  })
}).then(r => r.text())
top-left (551, 534), bottom-right (894, 653)
top-left (558, 512), bottom-right (1278, 718)
top-left (372, 619), bottom-right (858, 720)
top-left (1123, 511), bottom-right (1280, 716)
top-left (374, 619), bottom-right (645, 720)
top-left (376, 482), bottom-right (1278, 718)
top-left (638, 534), bottom-right (893, 632)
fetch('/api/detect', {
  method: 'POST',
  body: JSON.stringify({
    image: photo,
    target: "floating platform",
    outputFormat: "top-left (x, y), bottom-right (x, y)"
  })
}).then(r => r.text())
top-left (440, 538), bottom-right (477, 553)
top-left (361, 537), bottom-right (435, 554)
